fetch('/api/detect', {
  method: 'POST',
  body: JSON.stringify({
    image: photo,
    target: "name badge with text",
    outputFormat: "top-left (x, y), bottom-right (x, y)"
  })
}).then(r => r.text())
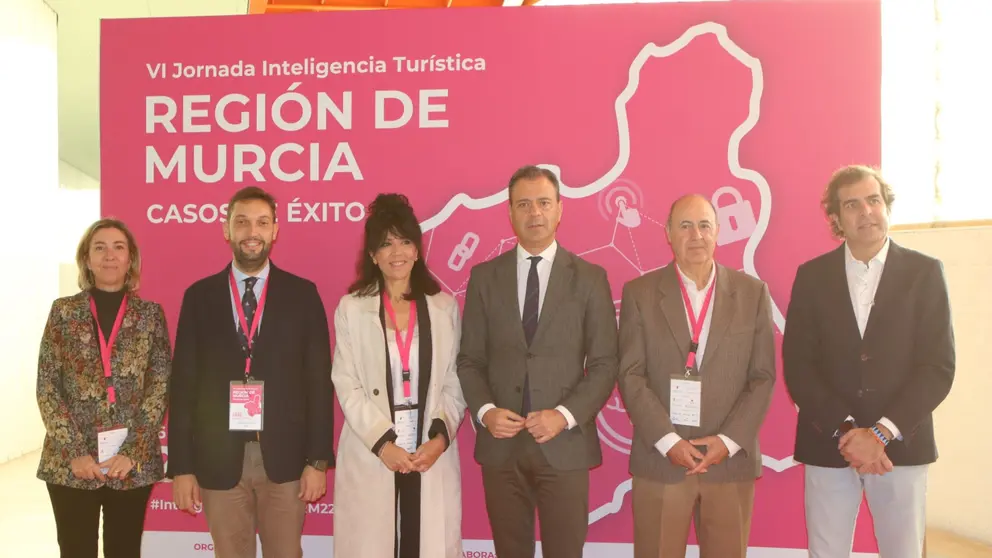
top-left (670, 375), bottom-right (701, 428)
top-left (394, 407), bottom-right (419, 454)
top-left (97, 426), bottom-right (128, 474)
top-left (230, 381), bottom-right (265, 431)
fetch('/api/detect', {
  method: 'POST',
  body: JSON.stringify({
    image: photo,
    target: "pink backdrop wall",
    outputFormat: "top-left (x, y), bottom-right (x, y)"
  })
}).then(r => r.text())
top-left (98, 1), bottom-right (882, 555)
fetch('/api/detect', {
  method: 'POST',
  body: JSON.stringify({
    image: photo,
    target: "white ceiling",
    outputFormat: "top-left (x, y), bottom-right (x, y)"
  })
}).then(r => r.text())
top-left (46, 0), bottom-right (249, 185)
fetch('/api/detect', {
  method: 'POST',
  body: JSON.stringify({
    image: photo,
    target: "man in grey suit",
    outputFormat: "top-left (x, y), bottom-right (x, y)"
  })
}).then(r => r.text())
top-left (457, 165), bottom-right (619, 558)
top-left (617, 194), bottom-right (776, 558)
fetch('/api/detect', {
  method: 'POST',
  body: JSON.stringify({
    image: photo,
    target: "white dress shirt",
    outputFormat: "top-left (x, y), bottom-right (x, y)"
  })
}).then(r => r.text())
top-left (843, 238), bottom-right (902, 440)
top-left (476, 241), bottom-right (578, 429)
top-left (386, 324), bottom-right (420, 406)
top-left (655, 263), bottom-right (742, 458)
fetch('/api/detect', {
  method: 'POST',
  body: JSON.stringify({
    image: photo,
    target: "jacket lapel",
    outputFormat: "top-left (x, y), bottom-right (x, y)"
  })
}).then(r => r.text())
top-left (494, 251), bottom-right (527, 350)
top-left (425, 296), bottom-right (445, 412)
top-left (368, 294), bottom-right (395, 417)
top-left (210, 264), bottom-right (247, 361)
top-left (532, 249), bottom-right (575, 347)
top-left (699, 265), bottom-right (735, 368)
top-left (655, 263), bottom-right (732, 371)
top-left (119, 293), bottom-right (141, 333)
top-left (656, 265), bottom-right (691, 367)
top-left (826, 245), bottom-right (865, 347)
top-left (415, 295), bottom-right (433, 440)
top-left (249, 262), bottom-right (285, 362)
top-left (111, 294), bottom-right (141, 375)
top-left (70, 292), bottom-right (101, 369)
top-left (862, 241), bottom-right (906, 346)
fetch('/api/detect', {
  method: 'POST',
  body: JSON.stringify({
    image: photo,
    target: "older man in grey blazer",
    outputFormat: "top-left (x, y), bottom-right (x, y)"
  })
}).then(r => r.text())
top-left (457, 165), bottom-right (619, 558)
top-left (617, 194), bottom-right (776, 558)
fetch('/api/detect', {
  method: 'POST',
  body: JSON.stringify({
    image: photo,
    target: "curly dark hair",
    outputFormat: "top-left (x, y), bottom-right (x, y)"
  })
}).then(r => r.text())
top-left (347, 193), bottom-right (441, 299)
top-left (821, 165), bottom-right (895, 239)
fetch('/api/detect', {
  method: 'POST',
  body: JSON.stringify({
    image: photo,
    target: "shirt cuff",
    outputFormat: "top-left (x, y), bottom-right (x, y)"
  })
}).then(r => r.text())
top-left (654, 432), bottom-right (682, 457)
top-left (555, 406), bottom-right (577, 429)
top-left (477, 403), bottom-right (496, 425)
top-left (877, 417), bottom-right (903, 441)
top-left (718, 434), bottom-right (741, 457)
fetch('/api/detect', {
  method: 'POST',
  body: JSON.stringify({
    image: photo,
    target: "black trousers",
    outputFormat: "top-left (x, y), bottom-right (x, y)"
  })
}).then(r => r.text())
top-left (46, 483), bottom-right (154, 558)
top-left (395, 471), bottom-right (422, 558)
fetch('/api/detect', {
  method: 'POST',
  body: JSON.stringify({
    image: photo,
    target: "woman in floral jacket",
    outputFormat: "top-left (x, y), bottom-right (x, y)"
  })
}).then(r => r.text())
top-left (36, 218), bottom-right (172, 558)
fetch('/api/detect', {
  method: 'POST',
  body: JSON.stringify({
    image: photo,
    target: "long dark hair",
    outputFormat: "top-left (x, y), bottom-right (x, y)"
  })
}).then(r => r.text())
top-left (348, 193), bottom-right (441, 299)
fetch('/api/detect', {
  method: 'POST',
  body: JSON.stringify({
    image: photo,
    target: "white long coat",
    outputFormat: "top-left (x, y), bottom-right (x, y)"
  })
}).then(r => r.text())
top-left (331, 291), bottom-right (467, 558)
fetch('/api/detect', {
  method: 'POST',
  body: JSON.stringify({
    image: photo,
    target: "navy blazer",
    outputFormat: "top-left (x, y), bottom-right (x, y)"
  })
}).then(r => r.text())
top-left (782, 241), bottom-right (955, 467)
top-left (167, 261), bottom-right (334, 490)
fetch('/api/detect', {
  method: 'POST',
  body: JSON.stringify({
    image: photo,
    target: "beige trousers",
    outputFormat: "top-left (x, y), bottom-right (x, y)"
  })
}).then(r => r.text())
top-left (200, 442), bottom-right (306, 558)
top-left (632, 474), bottom-right (755, 558)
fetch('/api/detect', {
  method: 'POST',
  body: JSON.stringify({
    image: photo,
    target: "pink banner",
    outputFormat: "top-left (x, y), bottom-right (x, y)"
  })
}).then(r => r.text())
top-left (100, 1), bottom-right (882, 555)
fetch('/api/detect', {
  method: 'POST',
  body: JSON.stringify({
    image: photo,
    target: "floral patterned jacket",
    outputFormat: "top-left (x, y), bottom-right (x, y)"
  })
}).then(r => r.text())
top-left (36, 291), bottom-right (172, 490)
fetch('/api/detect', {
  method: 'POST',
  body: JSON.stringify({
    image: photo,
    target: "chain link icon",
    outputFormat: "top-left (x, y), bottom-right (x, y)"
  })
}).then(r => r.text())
top-left (448, 232), bottom-right (480, 272)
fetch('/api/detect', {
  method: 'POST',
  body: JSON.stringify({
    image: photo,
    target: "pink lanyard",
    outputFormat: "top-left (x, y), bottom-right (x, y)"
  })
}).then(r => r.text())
top-left (677, 272), bottom-right (716, 374)
top-left (229, 271), bottom-right (269, 380)
top-left (89, 295), bottom-right (128, 405)
top-left (383, 294), bottom-right (416, 400)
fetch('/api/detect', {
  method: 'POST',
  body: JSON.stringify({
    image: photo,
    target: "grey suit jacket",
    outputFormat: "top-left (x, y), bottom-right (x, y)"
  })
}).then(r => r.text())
top-left (456, 246), bottom-right (619, 470)
top-left (617, 263), bottom-right (776, 483)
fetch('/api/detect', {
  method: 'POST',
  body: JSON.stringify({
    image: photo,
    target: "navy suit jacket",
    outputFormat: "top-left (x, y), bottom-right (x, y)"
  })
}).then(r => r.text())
top-left (167, 262), bottom-right (334, 489)
top-left (783, 241), bottom-right (955, 467)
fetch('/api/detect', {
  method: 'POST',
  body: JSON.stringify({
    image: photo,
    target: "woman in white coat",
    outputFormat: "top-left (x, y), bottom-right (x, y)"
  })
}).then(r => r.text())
top-left (331, 193), bottom-right (467, 558)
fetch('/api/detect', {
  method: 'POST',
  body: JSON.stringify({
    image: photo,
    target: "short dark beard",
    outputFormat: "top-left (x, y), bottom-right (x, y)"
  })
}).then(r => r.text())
top-left (231, 240), bottom-right (270, 273)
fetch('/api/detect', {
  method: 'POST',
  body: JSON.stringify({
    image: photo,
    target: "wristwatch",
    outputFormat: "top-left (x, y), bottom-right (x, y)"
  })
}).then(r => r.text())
top-left (307, 459), bottom-right (328, 472)
top-left (834, 418), bottom-right (856, 438)
top-left (871, 425), bottom-right (891, 446)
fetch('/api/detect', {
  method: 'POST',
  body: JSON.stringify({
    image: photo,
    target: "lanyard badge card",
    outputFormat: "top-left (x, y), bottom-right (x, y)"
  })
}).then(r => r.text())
top-left (229, 271), bottom-right (267, 432)
top-left (90, 296), bottom-right (129, 469)
top-left (230, 381), bottom-right (265, 431)
top-left (669, 273), bottom-right (715, 428)
top-left (384, 293), bottom-right (418, 453)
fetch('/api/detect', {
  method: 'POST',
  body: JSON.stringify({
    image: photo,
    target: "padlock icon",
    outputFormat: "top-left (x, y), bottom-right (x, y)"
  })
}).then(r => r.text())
top-left (711, 186), bottom-right (757, 246)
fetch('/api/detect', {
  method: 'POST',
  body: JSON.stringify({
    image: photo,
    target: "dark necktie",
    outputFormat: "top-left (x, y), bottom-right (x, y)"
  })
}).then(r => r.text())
top-left (240, 276), bottom-right (258, 347)
top-left (521, 256), bottom-right (541, 414)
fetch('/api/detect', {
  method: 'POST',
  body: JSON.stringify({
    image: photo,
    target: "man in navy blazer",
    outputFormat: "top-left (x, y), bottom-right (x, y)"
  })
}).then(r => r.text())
top-left (168, 186), bottom-right (334, 558)
top-left (783, 165), bottom-right (955, 558)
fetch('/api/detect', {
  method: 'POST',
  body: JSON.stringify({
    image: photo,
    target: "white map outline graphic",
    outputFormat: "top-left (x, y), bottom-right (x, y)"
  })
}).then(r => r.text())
top-left (419, 21), bottom-right (799, 525)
